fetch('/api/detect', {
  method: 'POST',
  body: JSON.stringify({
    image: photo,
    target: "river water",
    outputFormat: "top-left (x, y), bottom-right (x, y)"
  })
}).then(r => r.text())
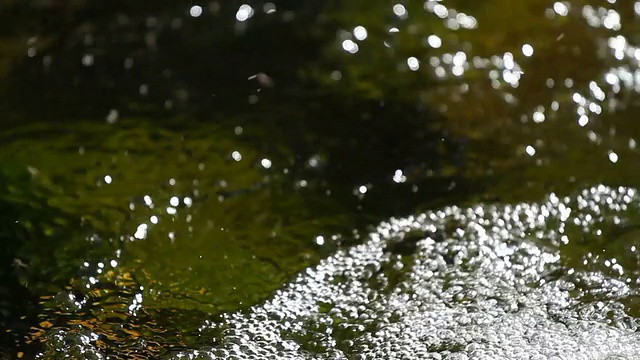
top-left (2, 1), bottom-right (640, 359)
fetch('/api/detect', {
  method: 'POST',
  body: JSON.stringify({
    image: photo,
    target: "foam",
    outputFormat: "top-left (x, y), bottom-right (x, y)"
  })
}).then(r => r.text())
top-left (175, 185), bottom-right (640, 359)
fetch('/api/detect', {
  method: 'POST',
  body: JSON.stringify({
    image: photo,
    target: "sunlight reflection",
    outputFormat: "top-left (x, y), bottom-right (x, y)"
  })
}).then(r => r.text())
top-left (554, 2), bottom-right (569, 16)
top-left (236, 4), bottom-right (254, 22)
top-left (609, 151), bottom-right (619, 163)
top-left (432, 4), bottom-right (448, 18)
top-left (263, 3), bottom-right (276, 14)
top-left (407, 57), bottom-right (419, 71)
top-left (134, 224), bottom-right (148, 240)
top-left (189, 5), bottom-right (203, 18)
top-left (81, 54), bottom-right (93, 66)
top-left (354, 26), bottom-right (368, 41)
top-left (427, 35), bottom-right (442, 48)
top-left (393, 4), bottom-right (407, 18)
top-left (170, 196), bottom-right (180, 207)
top-left (106, 109), bottom-right (119, 124)
top-left (184, 197), bottom-right (193, 207)
top-left (578, 115), bottom-right (589, 127)
top-left (128, 292), bottom-right (143, 315)
top-left (393, 169), bottom-right (407, 183)
top-left (532, 109), bottom-right (545, 124)
top-left (143, 195), bottom-right (154, 208)
top-left (603, 10), bottom-right (621, 30)
top-left (342, 39), bottom-right (359, 54)
top-left (525, 145), bottom-right (536, 156)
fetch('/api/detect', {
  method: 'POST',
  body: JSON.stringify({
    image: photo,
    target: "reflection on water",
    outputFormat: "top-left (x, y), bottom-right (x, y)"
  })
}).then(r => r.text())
top-left (34, 186), bottom-right (640, 359)
top-left (2, 0), bottom-right (640, 358)
top-left (187, 185), bottom-right (640, 359)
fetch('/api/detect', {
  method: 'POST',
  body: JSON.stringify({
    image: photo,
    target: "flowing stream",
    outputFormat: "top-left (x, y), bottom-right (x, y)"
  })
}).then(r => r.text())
top-left (42, 186), bottom-right (640, 359)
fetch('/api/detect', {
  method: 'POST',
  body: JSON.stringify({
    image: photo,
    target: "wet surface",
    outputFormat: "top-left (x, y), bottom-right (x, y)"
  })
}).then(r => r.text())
top-left (179, 186), bottom-right (640, 359)
top-left (2, 0), bottom-right (640, 358)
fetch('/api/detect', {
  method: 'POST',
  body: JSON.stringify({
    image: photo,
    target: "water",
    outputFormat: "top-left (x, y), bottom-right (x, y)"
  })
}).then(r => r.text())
top-left (33, 186), bottom-right (640, 359)
top-left (186, 186), bottom-right (640, 360)
top-left (3, 0), bottom-right (640, 359)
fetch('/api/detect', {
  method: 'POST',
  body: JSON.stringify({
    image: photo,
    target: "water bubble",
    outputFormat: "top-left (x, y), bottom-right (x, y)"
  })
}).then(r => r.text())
top-left (178, 185), bottom-right (640, 358)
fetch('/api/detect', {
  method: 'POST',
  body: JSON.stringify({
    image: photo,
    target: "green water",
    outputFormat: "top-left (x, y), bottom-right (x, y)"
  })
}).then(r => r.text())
top-left (1, 0), bottom-right (640, 358)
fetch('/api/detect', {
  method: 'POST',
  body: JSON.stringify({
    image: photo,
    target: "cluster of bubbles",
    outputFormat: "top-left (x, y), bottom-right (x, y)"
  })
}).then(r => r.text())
top-left (119, 184), bottom-right (640, 359)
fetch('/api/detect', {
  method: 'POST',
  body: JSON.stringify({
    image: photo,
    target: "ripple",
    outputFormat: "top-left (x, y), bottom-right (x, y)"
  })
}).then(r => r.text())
top-left (175, 185), bottom-right (640, 359)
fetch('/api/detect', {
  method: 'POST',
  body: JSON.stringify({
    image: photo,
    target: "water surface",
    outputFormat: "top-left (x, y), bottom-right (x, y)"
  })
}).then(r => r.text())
top-left (2, 0), bottom-right (640, 358)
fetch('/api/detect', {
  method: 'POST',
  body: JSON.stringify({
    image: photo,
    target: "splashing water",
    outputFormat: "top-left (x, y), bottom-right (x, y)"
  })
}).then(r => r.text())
top-left (191, 185), bottom-right (640, 359)
top-left (46, 186), bottom-right (640, 359)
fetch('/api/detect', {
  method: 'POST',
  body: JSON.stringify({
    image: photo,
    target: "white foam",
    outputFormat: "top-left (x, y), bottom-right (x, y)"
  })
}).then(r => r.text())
top-left (177, 185), bottom-right (640, 359)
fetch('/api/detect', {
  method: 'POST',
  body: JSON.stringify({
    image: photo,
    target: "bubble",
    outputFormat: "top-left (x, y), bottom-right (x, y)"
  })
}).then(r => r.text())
top-left (59, 186), bottom-right (640, 358)
top-left (169, 185), bottom-right (640, 358)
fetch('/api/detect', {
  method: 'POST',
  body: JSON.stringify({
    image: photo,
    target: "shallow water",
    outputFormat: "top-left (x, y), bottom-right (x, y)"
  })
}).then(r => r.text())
top-left (2, 0), bottom-right (640, 359)
top-left (187, 186), bottom-right (640, 359)
top-left (34, 186), bottom-right (640, 359)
